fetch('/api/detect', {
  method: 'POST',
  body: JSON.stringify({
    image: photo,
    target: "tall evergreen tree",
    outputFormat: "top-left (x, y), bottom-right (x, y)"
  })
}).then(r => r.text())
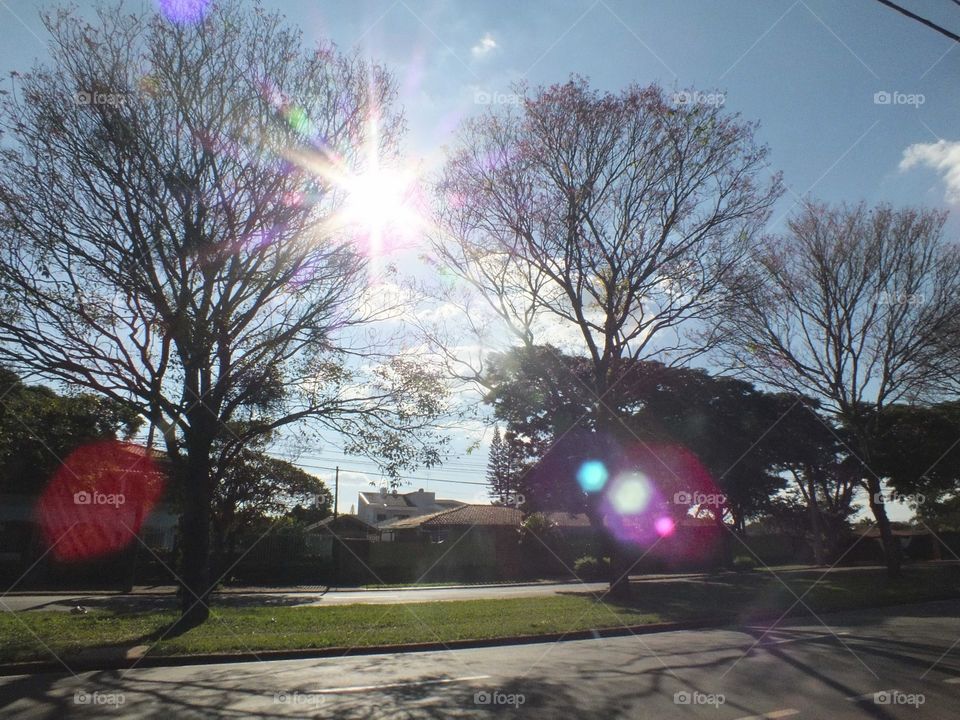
top-left (486, 426), bottom-right (517, 503)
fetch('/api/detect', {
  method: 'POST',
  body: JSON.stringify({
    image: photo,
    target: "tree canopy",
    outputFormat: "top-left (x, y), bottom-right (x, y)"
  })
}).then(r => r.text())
top-left (0, 367), bottom-right (142, 495)
top-left (0, 1), bottom-right (445, 620)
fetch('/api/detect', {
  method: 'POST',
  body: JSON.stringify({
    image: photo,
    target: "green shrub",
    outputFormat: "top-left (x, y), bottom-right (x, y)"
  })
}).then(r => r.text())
top-left (574, 555), bottom-right (611, 580)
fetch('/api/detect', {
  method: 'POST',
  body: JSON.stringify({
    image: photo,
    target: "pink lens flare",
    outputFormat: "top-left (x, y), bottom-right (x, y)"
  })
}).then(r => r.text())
top-left (156, 0), bottom-right (210, 25)
top-left (654, 516), bottom-right (676, 537)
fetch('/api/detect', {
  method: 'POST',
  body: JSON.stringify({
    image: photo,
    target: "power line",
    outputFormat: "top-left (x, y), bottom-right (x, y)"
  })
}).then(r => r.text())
top-left (268, 449), bottom-right (491, 473)
top-left (281, 460), bottom-right (490, 487)
top-left (128, 436), bottom-right (494, 487)
top-left (130, 435), bottom-right (492, 472)
top-left (873, 0), bottom-right (960, 42)
top-left (271, 451), bottom-right (489, 474)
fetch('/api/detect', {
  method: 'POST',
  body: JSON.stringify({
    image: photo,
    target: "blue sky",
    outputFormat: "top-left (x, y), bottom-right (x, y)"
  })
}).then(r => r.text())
top-left (2, 0), bottom-right (957, 515)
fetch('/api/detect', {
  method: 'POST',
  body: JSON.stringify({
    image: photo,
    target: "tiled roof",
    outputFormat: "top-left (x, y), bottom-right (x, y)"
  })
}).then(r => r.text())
top-left (306, 515), bottom-right (377, 533)
top-left (421, 504), bottom-right (522, 528)
top-left (543, 512), bottom-right (592, 528)
top-left (376, 511), bottom-right (451, 530)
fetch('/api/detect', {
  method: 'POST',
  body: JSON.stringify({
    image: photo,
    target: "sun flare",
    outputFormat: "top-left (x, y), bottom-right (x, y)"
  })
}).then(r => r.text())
top-left (340, 163), bottom-right (423, 253)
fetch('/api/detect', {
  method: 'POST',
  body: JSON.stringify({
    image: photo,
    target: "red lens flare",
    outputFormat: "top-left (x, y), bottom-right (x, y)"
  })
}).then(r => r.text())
top-left (36, 441), bottom-right (166, 562)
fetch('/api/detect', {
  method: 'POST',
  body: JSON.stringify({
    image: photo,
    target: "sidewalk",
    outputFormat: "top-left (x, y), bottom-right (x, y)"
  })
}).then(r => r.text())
top-left (2, 573), bottom-right (715, 597)
top-left (7, 561), bottom-right (954, 598)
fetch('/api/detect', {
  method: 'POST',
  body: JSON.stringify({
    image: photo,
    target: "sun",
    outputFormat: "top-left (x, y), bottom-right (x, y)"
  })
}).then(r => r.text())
top-left (280, 115), bottom-right (427, 257)
top-left (340, 163), bottom-right (423, 254)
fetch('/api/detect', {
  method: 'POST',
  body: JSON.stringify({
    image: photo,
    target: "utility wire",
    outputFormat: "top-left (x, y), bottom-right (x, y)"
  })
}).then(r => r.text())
top-left (129, 437), bottom-right (494, 487)
top-left (281, 460), bottom-right (490, 487)
top-left (873, 0), bottom-right (960, 42)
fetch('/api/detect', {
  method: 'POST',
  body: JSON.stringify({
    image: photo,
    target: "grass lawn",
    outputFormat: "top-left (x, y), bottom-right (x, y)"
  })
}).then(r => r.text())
top-left (2, 564), bottom-right (959, 665)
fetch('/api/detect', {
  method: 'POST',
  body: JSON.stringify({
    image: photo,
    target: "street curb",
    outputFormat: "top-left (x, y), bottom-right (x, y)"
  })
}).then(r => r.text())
top-left (0, 618), bottom-right (727, 677)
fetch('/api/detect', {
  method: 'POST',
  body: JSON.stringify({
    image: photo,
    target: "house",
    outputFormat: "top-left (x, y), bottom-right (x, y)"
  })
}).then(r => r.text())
top-left (356, 488), bottom-right (464, 526)
top-left (370, 504), bottom-right (523, 581)
top-left (303, 515), bottom-right (379, 562)
top-left (376, 505), bottom-right (595, 542)
top-left (306, 514), bottom-right (379, 540)
top-left (377, 504), bottom-right (521, 542)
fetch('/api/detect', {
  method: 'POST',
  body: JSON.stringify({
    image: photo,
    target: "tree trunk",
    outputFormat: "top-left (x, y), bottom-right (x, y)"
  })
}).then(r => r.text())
top-left (866, 475), bottom-right (902, 578)
top-left (590, 394), bottom-right (632, 597)
top-left (806, 471), bottom-right (824, 565)
top-left (178, 441), bottom-right (213, 624)
top-left (851, 416), bottom-right (902, 579)
top-left (716, 514), bottom-right (734, 569)
top-left (606, 533), bottom-right (630, 598)
top-left (584, 504), bottom-right (629, 595)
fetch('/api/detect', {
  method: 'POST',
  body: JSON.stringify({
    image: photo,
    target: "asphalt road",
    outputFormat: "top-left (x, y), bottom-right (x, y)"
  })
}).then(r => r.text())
top-left (1, 599), bottom-right (958, 718)
top-left (0, 581), bottom-right (613, 612)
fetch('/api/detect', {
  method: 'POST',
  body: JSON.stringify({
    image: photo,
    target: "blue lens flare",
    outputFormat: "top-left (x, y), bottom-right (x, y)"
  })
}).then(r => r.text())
top-left (577, 460), bottom-right (609, 492)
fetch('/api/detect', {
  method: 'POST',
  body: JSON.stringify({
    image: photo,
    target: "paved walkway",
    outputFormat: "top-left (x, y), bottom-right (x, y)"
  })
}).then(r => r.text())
top-left (4, 563), bottom-right (954, 613)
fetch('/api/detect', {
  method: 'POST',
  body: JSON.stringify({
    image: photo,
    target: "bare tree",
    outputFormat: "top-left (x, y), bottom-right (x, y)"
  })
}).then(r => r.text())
top-left (429, 78), bottom-right (782, 593)
top-left (715, 201), bottom-right (960, 577)
top-left (0, 2), bottom-right (444, 622)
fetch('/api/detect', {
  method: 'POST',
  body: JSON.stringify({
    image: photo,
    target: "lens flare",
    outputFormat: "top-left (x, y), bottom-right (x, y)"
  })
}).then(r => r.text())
top-left (280, 113), bottom-right (427, 261)
top-left (654, 516), bottom-right (676, 537)
top-left (608, 472), bottom-right (652, 514)
top-left (156, 0), bottom-right (210, 25)
top-left (577, 460), bottom-right (609, 492)
top-left (339, 163), bottom-right (423, 254)
top-left (36, 441), bottom-right (166, 562)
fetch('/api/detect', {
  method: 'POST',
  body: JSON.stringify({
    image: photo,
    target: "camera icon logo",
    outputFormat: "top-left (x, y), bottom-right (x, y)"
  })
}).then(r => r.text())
top-left (74, 491), bottom-right (92, 505)
top-left (874, 91), bottom-right (891, 104)
top-left (473, 691), bottom-right (492, 704)
top-left (674, 691), bottom-right (691, 704)
top-left (673, 491), bottom-right (693, 504)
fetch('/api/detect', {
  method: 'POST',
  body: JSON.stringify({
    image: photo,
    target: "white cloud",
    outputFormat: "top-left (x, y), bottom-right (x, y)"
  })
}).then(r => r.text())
top-left (899, 139), bottom-right (960, 202)
top-left (471, 33), bottom-right (497, 58)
